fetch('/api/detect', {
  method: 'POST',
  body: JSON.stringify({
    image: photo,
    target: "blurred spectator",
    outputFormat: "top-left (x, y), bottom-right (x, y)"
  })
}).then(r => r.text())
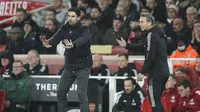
top-left (0, 29), bottom-right (8, 53)
top-left (51, 0), bottom-right (68, 24)
top-left (165, 0), bottom-right (175, 9)
top-left (23, 20), bottom-right (40, 52)
top-left (79, 6), bottom-right (87, 20)
top-left (88, 54), bottom-right (110, 112)
top-left (44, 19), bottom-right (57, 33)
top-left (77, 0), bottom-right (91, 13)
top-left (81, 14), bottom-right (102, 45)
top-left (2, 60), bottom-right (31, 112)
top-left (0, 51), bottom-right (14, 75)
top-left (6, 27), bottom-right (27, 54)
top-left (113, 54), bottom-right (136, 92)
top-left (169, 39), bottom-right (198, 70)
top-left (140, 6), bottom-right (152, 14)
top-left (118, 0), bottom-right (139, 23)
top-left (146, 0), bottom-right (167, 24)
top-left (38, 28), bottom-right (56, 54)
top-left (195, 55), bottom-right (200, 75)
top-left (165, 5), bottom-right (179, 55)
top-left (172, 18), bottom-right (192, 43)
top-left (24, 50), bottom-right (49, 75)
top-left (191, 20), bottom-right (200, 53)
top-left (112, 77), bottom-right (145, 112)
top-left (90, 6), bottom-right (102, 23)
top-left (12, 8), bottom-right (38, 31)
top-left (176, 79), bottom-right (200, 112)
top-left (102, 15), bottom-right (129, 45)
top-left (162, 75), bottom-right (180, 112)
top-left (175, 68), bottom-right (188, 76)
top-left (186, 6), bottom-right (198, 29)
top-left (96, 0), bottom-right (114, 35)
top-left (34, 8), bottom-right (61, 29)
top-left (115, 5), bottom-right (126, 18)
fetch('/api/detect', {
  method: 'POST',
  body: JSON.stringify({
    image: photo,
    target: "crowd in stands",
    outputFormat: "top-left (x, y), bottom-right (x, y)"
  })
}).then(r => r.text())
top-left (0, 0), bottom-right (200, 112)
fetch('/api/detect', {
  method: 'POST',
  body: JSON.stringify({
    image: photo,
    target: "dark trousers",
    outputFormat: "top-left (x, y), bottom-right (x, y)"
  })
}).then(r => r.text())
top-left (57, 68), bottom-right (90, 112)
top-left (148, 76), bottom-right (168, 112)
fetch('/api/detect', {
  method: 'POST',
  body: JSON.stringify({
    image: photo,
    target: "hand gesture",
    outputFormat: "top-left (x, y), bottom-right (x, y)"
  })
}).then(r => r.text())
top-left (42, 39), bottom-right (52, 48)
top-left (116, 37), bottom-right (127, 47)
top-left (61, 39), bottom-right (74, 49)
top-left (137, 73), bottom-right (144, 81)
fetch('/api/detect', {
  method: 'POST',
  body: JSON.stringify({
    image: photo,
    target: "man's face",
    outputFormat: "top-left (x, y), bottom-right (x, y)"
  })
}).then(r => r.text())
top-left (139, 17), bottom-right (151, 31)
top-left (45, 11), bottom-right (55, 20)
top-left (193, 23), bottom-right (200, 32)
top-left (173, 20), bottom-right (183, 32)
top-left (52, 0), bottom-right (62, 8)
top-left (99, 0), bottom-right (110, 10)
top-left (178, 85), bottom-right (188, 97)
top-left (165, 0), bottom-right (174, 9)
top-left (90, 8), bottom-right (101, 20)
top-left (165, 76), bottom-right (176, 89)
top-left (119, 0), bottom-right (131, 8)
top-left (146, 0), bottom-right (157, 10)
top-left (186, 10), bottom-right (197, 22)
top-left (124, 80), bottom-right (134, 94)
top-left (1, 58), bottom-right (9, 66)
top-left (24, 24), bottom-right (32, 32)
top-left (16, 11), bottom-right (26, 23)
top-left (113, 20), bottom-right (122, 31)
top-left (115, 7), bottom-right (125, 16)
top-left (12, 62), bottom-right (24, 75)
top-left (167, 8), bottom-right (177, 19)
top-left (92, 55), bottom-right (102, 68)
top-left (10, 33), bottom-right (20, 41)
top-left (26, 51), bottom-right (40, 66)
top-left (68, 11), bottom-right (79, 25)
top-left (117, 56), bottom-right (128, 68)
top-left (45, 20), bottom-right (56, 31)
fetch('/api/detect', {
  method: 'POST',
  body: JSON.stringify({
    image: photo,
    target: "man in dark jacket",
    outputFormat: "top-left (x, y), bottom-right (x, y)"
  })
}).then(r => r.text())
top-left (42, 7), bottom-right (92, 112)
top-left (117, 13), bottom-right (170, 112)
top-left (112, 77), bottom-right (145, 112)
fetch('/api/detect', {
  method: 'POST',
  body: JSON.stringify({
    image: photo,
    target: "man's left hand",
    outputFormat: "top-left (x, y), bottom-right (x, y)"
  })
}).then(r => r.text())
top-left (61, 39), bottom-right (74, 49)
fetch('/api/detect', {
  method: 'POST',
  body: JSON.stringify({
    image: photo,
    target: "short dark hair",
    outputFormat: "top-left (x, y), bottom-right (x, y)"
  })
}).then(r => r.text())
top-left (177, 79), bottom-right (191, 89)
top-left (13, 60), bottom-right (24, 66)
top-left (140, 13), bottom-right (155, 25)
top-left (118, 54), bottom-right (128, 60)
top-left (46, 8), bottom-right (56, 15)
top-left (16, 8), bottom-right (27, 14)
top-left (91, 6), bottom-right (102, 13)
top-left (124, 77), bottom-right (136, 85)
top-left (68, 7), bottom-right (81, 17)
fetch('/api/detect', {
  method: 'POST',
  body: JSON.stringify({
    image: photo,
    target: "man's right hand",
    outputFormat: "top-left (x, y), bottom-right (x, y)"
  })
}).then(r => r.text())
top-left (116, 37), bottom-right (127, 47)
top-left (42, 39), bottom-right (52, 48)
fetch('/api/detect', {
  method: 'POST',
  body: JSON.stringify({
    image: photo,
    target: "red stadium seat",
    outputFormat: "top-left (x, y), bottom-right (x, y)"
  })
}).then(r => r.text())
top-left (111, 46), bottom-right (128, 55)
top-left (134, 61), bottom-right (144, 73)
top-left (182, 66), bottom-right (199, 88)
top-left (0, 90), bottom-right (6, 112)
top-left (141, 97), bottom-right (172, 112)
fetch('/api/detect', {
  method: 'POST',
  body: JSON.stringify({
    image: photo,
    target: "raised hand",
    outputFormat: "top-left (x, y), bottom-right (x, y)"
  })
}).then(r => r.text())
top-left (116, 37), bottom-right (127, 47)
top-left (61, 39), bottom-right (74, 49)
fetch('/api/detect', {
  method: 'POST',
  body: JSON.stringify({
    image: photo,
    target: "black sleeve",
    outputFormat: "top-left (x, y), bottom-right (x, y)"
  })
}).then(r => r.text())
top-left (140, 33), bottom-right (157, 74)
top-left (114, 96), bottom-right (124, 111)
top-left (99, 69), bottom-right (110, 86)
top-left (73, 27), bottom-right (92, 48)
top-left (125, 43), bottom-right (144, 52)
top-left (48, 27), bottom-right (65, 46)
